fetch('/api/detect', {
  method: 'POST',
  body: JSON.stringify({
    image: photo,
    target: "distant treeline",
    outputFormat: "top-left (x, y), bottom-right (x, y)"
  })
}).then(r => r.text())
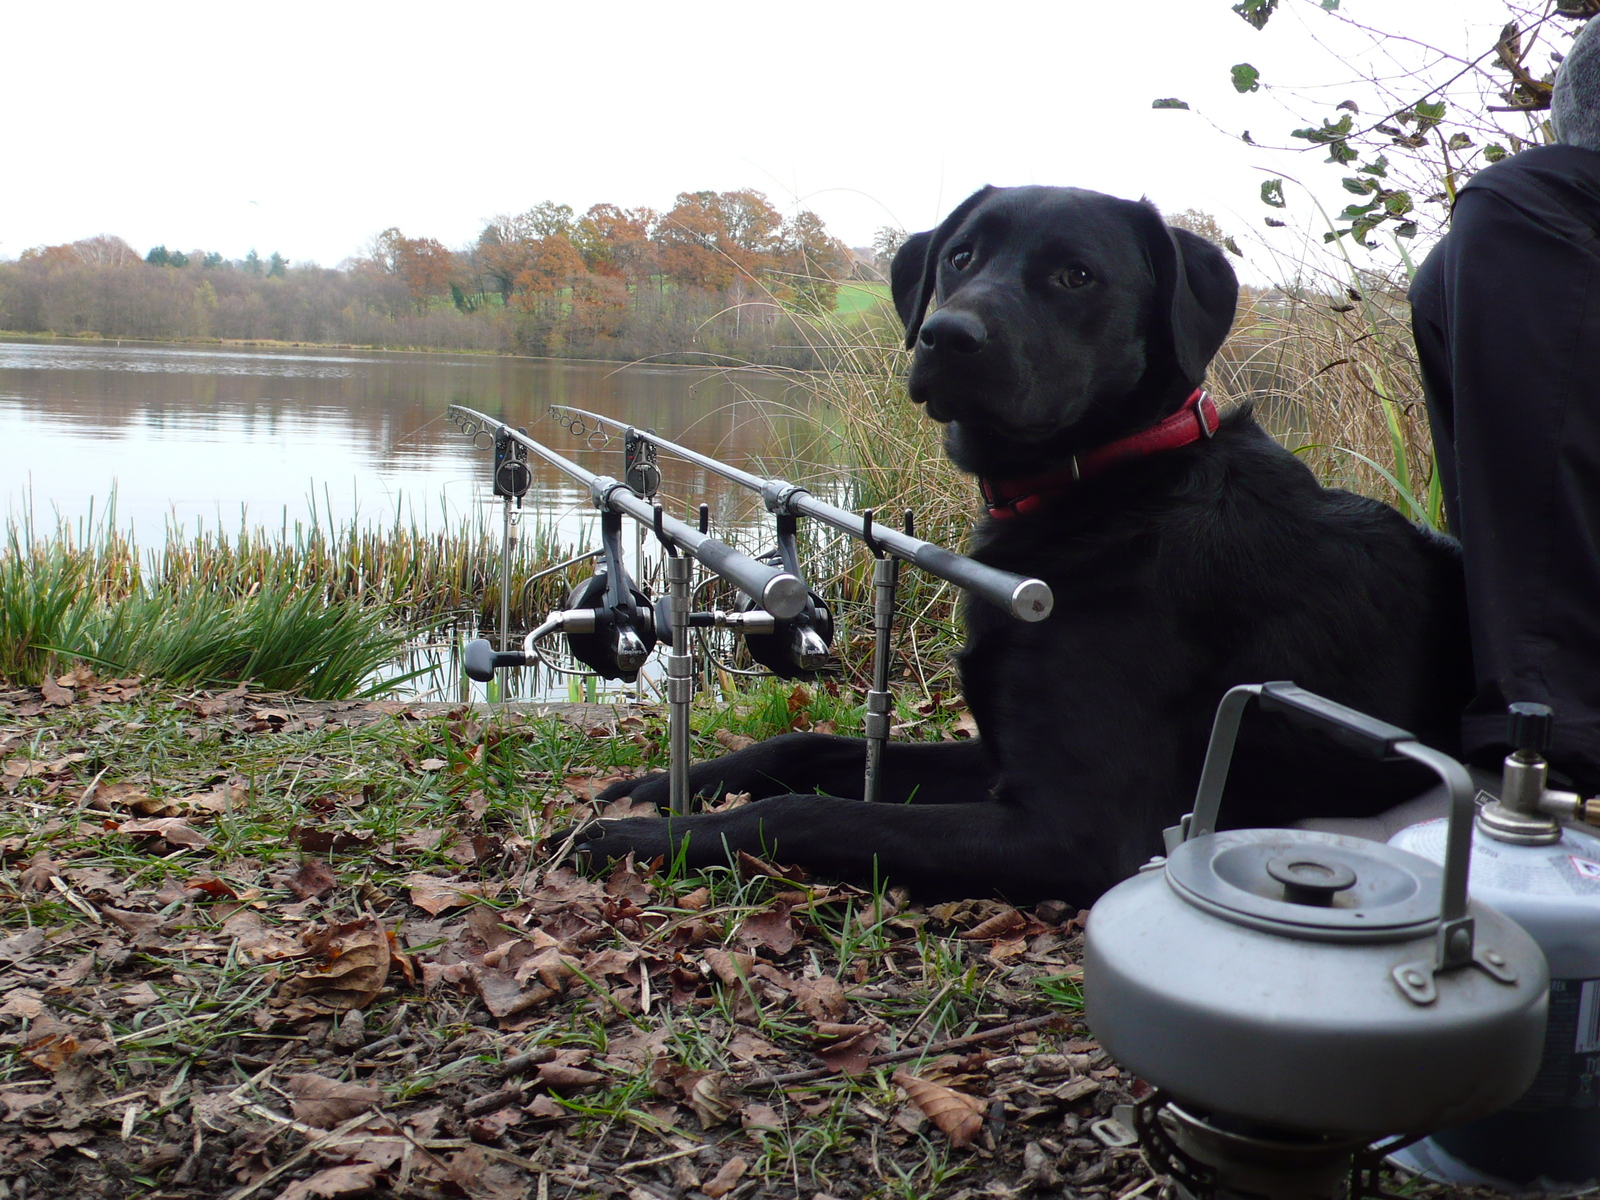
top-left (0, 191), bottom-right (904, 366)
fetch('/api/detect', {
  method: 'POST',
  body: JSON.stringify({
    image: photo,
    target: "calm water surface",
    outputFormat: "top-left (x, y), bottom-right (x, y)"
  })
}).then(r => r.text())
top-left (0, 338), bottom-right (815, 542)
top-left (0, 338), bottom-right (831, 700)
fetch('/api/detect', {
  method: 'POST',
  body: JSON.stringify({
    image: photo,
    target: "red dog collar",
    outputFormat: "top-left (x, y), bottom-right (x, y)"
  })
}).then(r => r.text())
top-left (979, 388), bottom-right (1219, 520)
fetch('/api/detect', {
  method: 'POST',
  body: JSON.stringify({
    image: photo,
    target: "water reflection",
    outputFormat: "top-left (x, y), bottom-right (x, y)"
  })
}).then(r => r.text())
top-left (0, 337), bottom-right (815, 539)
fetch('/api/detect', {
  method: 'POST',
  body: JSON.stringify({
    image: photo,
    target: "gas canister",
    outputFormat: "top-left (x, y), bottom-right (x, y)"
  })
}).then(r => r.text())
top-left (1390, 702), bottom-right (1600, 1187)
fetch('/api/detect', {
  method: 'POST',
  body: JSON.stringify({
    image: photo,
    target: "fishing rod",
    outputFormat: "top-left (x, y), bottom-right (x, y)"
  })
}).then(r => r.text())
top-left (446, 403), bottom-right (809, 816)
top-left (545, 403), bottom-right (1054, 806)
top-left (547, 403), bottom-right (1053, 623)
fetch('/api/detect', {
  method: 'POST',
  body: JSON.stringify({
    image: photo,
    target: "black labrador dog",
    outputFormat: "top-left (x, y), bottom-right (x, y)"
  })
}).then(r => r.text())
top-left (572, 185), bottom-right (1471, 905)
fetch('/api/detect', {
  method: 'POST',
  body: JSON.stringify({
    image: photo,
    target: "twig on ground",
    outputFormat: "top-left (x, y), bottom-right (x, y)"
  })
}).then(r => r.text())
top-left (742, 1013), bottom-right (1069, 1089)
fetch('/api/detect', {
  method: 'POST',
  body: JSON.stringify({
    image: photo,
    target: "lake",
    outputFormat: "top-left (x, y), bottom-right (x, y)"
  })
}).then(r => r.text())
top-left (0, 338), bottom-right (831, 700)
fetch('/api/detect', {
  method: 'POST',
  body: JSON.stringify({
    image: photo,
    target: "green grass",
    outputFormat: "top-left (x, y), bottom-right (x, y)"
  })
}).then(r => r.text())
top-left (832, 281), bottom-right (892, 318)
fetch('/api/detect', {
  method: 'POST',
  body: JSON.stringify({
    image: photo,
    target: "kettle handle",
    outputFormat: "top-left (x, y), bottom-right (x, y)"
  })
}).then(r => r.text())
top-left (1182, 682), bottom-right (1477, 930)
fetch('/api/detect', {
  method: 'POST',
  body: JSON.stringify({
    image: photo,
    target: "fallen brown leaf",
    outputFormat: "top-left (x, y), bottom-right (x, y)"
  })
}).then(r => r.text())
top-left (815, 1022), bottom-right (881, 1075)
top-left (117, 817), bottom-right (211, 850)
top-left (703, 1156), bottom-right (748, 1198)
top-left (222, 910), bottom-right (305, 962)
top-left (714, 728), bottom-right (755, 753)
top-left (274, 917), bottom-right (389, 1015)
top-left (791, 974), bottom-right (848, 1023)
top-left (39, 679), bottom-right (74, 708)
top-left (285, 1074), bottom-right (383, 1129)
top-left (736, 904), bottom-right (797, 955)
top-left (893, 1069), bottom-right (985, 1148)
top-left (703, 948), bottom-right (755, 988)
top-left (961, 907), bottom-right (1026, 941)
top-left (19, 852), bottom-right (61, 892)
top-left (287, 859), bottom-right (337, 900)
top-left (404, 872), bottom-right (502, 915)
top-left (278, 1162), bottom-right (382, 1200)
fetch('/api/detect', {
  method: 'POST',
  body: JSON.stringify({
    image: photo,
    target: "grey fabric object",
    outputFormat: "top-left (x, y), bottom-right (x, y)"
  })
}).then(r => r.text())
top-left (1553, 17), bottom-right (1600, 151)
top-left (1291, 766), bottom-right (1499, 844)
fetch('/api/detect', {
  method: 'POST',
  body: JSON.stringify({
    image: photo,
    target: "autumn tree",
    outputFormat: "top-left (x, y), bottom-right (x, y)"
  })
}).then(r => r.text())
top-left (778, 210), bottom-right (852, 311)
top-left (656, 189), bottom-right (784, 290)
top-left (366, 228), bottom-right (455, 310)
top-left (511, 234), bottom-right (586, 317)
top-left (572, 204), bottom-right (657, 283)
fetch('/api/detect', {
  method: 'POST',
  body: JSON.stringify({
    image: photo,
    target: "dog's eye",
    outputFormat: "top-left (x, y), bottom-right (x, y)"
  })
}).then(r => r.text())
top-left (948, 248), bottom-right (973, 271)
top-left (1059, 265), bottom-right (1093, 289)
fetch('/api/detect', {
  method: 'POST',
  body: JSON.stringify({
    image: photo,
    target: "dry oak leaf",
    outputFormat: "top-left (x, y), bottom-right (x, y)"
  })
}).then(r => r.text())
top-left (117, 817), bottom-right (211, 850)
top-left (703, 948), bottom-right (755, 988)
top-left (960, 906), bottom-right (1026, 941)
top-left (893, 1069), bottom-right (986, 1149)
top-left (734, 849), bottom-right (808, 883)
top-left (287, 859), bottom-right (338, 900)
top-left (439, 1145), bottom-right (528, 1200)
top-left (537, 1058), bottom-right (605, 1092)
top-left (19, 852), bottom-right (62, 892)
top-left (688, 1071), bottom-right (737, 1128)
top-left (278, 1160), bottom-right (383, 1200)
top-left (221, 910), bottom-right (306, 963)
top-left (274, 917), bottom-right (389, 1015)
top-left (0, 989), bottom-right (45, 1020)
top-left (285, 1074), bottom-right (383, 1129)
top-left (736, 904), bottom-right (798, 955)
top-left (102, 907), bottom-right (164, 941)
top-left (791, 974), bottom-right (848, 1023)
top-left (703, 1157), bottom-right (748, 1199)
top-left (598, 794), bottom-right (657, 820)
top-left (39, 678), bottom-right (74, 708)
top-left (91, 782), bottom-right (173, 816)
top-left (470, 965), bottom-right (553, 1021)
top-left (714, 728), bottom-right (755, 754)
top-left (815, 1022), bottom-right (881, 1076)
top-left (404, 872), bottom-right (501, 916)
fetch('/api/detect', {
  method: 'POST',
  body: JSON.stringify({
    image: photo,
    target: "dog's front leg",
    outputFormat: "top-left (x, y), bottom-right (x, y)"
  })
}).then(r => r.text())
top-left (597, 736), bottom-right (996, 809)
top-left (568, 792), bottom-right (1111, 904)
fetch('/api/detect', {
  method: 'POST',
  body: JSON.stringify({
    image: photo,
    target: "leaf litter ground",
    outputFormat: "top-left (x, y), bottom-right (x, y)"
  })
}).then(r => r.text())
top-left (0, 674), bottom-right (1500, 1200)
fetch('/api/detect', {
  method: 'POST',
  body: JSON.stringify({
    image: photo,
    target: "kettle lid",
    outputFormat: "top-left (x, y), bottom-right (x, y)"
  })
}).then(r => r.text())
top-left (1167, 829), bottom-right (1444, 942)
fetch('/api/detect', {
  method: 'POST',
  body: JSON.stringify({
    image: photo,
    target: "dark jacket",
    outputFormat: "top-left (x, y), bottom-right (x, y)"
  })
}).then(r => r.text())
top-left (1410, 144), bottom-right (1600, 789)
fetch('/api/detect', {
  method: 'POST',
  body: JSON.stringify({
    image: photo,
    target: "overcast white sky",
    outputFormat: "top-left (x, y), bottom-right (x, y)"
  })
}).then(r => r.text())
top-left (6, 0), bottom-right (1529, 273)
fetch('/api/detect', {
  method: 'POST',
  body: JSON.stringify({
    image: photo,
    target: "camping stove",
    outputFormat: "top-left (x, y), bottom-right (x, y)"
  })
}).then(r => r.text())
top-left (1083, 683), bottom-right (1550, 1200)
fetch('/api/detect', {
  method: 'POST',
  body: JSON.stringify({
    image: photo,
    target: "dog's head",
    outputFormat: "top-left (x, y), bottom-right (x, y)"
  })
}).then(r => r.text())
top-left (891, 186), bottom-right (1238, 477)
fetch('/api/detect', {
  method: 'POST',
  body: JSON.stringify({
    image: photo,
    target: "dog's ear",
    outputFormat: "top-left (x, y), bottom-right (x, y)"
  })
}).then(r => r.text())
top-left (890, 231), bottom-right (934, 330)
top-left (1136, 208), bottom-right (1240, 386)
top-left (892, 186), bottom-right (998, 350)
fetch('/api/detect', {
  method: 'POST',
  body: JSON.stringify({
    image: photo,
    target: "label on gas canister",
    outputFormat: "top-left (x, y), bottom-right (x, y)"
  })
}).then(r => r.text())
top-left (1515, 978), bottom-right (1600, 1110)
top-left (1393, 819), bottom-right (1600, 895)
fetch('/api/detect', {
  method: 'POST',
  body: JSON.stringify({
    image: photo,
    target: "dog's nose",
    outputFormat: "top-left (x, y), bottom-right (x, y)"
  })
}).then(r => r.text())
top-left (918, 309), bottom-right (988, 355)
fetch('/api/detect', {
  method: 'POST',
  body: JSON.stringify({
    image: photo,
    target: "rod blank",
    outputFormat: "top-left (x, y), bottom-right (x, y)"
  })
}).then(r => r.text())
top-left (547, 405), bottom-right (1053, 622)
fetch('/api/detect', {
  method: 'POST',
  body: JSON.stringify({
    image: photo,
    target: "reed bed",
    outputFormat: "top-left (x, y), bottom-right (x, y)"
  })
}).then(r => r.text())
top-left (0, 505), bottom-right (597, 695)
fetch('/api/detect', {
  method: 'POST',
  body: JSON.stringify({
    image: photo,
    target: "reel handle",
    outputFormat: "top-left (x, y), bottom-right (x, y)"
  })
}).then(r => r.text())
top-left (464, 638), bottom-right (528, 682)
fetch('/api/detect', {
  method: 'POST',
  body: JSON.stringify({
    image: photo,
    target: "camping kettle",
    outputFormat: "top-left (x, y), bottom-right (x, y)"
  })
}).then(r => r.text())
top-left (1084, 683), bottom-right (1548, 1162)
top-left (1388, 702), bottom-right (1600, 1187)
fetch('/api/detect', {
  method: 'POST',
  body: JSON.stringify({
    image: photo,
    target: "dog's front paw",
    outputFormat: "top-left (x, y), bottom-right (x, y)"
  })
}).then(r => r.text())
top-left (596, 771), bottom-right (667, 808)
top-left (547, 817), bottom-right (675, 865)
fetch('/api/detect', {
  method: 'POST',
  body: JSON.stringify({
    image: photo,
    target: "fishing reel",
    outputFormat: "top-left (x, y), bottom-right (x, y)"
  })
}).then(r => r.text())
top-left (744, 513), bottom-right (834, 678)
top-left (464, 508), bottom-right (658, 684)
top-left (690, 511), bottom-right (835, 680)
top-left (735, 589), bottom-right (833, 679)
